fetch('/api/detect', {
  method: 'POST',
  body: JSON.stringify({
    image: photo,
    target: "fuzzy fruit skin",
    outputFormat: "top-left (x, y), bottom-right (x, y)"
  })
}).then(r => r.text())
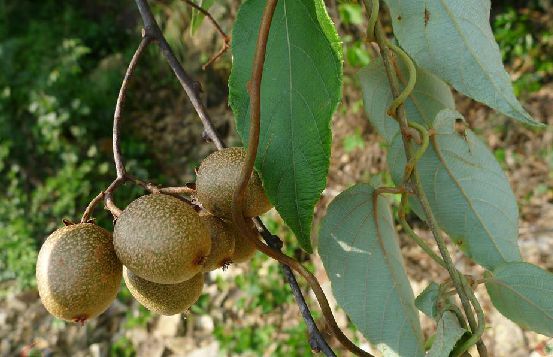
top-left (36, 223), bottom-right (122, 323)
top-left (232, 223), bottom-right (257, 263)
top-left (114, 194), bottom-right (210, 284)
top-left (196, 147), bottom-right (272, 218)
top-left (123, 267), bottom-right (204, 315)
top-left (201, 215), bottom-right (236, 272)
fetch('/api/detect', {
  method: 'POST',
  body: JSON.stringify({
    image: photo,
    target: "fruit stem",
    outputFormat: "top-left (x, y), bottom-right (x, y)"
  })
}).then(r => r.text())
top-left (230, 1), bottom-right (372, 355)
top-left (113, 35), bottom-right (152, 178)
top-left (81, 177), bottom-right (124, 222)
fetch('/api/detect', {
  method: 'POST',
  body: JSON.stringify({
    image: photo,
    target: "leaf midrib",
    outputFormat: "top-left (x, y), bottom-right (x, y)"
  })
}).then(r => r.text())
top-left (490, 278), bottom-right (553, 322)
top-left (430, 135), bottom-right (510, 263)
top-left (282, 0), bottom-right (304, 240)
top-left (327, 189), bottom-right (423, 352)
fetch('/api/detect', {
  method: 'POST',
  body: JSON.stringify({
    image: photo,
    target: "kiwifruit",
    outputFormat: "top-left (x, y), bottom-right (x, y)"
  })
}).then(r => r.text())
top-left (36, 223), bottom-right (122, 323)
top-left (201, 215), bottom-right (236, 272)
top-left (123, 267), bottom-right (204, 315)
top-left (232, 223), bottom-right (258, 263)
top-left (114, 194), bottom-right (210, 284)
top-left (195, 147), bottom-right (272, 218)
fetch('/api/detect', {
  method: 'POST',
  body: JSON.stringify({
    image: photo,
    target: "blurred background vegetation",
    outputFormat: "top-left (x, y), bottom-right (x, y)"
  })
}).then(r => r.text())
top-left (0, 0), bottom-right (552, 355)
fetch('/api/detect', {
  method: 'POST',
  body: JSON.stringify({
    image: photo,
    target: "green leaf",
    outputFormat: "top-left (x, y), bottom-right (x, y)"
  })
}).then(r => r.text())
top-left (346, 41), bottom-right (371, 68)
top-left (415, 282), bottom-right (441, 318)
top-left (338, 3), bottom-right (363, 25)
top-left (383, 0), bottom-right (543, 127)
top-left (358, 58), bottom-right (455, 144)
top-left (388, 109), bottom-right (521, 270)
top-left (229, 0), bottom-right (343, 252)
top-left (485, 262), bottom-right (553, 336)
top-left (319, 184), bottom-right (425, 356)
top-left (342, 129), bottom-right (365, 153)
top-left (190, 0), bottom-right (216, 35)
top-left (427, 311), bottom-right (468, 357)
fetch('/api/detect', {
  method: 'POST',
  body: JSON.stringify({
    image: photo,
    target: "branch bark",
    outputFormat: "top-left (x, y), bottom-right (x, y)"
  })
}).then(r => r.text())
top-left (128, 0), bottom-right (339, 354)
top-left (255, 219), bottom-right (336, 356)
top-left (134, 0), bottom-right (224, 150)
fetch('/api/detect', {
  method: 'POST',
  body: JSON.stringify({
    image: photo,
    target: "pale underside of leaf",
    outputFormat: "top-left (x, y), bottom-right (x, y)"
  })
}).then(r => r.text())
top-left (383, 0), bottom-right (542, 126)
top-left (228, 0), bottom-right (342, 252)
top-left (388, 110), bottom-right (521, 270)
top-left (319, 184), bottom-right (424, 356)
top-left (415, 282), bottom-right (441, 318)
top-left (427, 311), bottom-right (467, 357)
top-left (486, 262), bottom-right (553, 336)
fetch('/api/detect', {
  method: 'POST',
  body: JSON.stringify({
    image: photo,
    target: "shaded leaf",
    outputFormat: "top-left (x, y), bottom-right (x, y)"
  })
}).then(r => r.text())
top-left (428, 311), bottom-right (468, 357)
top-left (486, 262), bottom-right (553, 336)
top-left (319, 184), bottom-right (424, 356)
top-left (358, 58), bottom-right (455, 143)
top-left (388, 109), bottom-right (521, 270)
top-left (415, 282), bottom-right (440, 318)
top-left (229, 0), bottom-right (343, 252)
top-left (383, 0), bottom-right (542, 126)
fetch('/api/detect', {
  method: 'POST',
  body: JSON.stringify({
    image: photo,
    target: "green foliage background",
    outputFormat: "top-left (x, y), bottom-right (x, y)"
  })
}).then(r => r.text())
top-left (0, 0), bottom-right (162, 291)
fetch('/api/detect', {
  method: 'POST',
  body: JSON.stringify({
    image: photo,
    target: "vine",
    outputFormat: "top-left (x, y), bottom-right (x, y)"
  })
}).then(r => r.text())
top-left (33, 0), bottom-right (553, 356)
top-left (364, 2), bottom-right (489, 355)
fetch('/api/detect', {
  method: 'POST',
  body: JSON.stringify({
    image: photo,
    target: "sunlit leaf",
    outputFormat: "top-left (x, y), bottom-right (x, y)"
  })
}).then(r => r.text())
top-left (319, 184), bottom-right (425, 356)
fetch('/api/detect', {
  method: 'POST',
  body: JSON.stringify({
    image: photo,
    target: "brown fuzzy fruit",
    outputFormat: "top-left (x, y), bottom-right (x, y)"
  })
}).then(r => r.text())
top-left (36, 223), bottom-right (122, 323)
top-left (123, 267), bottom-right (204, 315)
top-left (201, 215), bottom-right (236, 272)
top-left (114, 194), bottom-right (210, 284)
top-left (196, 147), bottom-right (272, 218)
top-left (232, 223), bottom-right (257, 263)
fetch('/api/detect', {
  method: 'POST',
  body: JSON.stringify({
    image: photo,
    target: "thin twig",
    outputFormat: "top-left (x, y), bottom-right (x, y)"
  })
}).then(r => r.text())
top-left (82, 35), bottom-right (151, 222)
top-left (158, 186), bottom-right (196, 195)
top-left (256, 219), bottom-right (336, 356)
top-left (125, 173), bottom-right (160, 192)
top-left (81, 177), bottom-right (126, 222)
top-left (181, 0), bottom-right (230, 70)
top-left (113, 35), bottom-right (152, 178)
top-left (398, 211), bottom-right (447, 269)
top-left (134, 0), bottom-right (224, 150)
top-left (202, 44), bottom-right (230, 70)
top-left (105, 190), bottom-right (123, 218)
top-left (229, 1), bottom-right (370, 355)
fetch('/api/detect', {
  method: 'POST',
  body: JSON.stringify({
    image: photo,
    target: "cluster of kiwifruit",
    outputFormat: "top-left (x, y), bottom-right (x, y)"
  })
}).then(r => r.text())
top-left (36, 147), bottom-right (273, 322)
